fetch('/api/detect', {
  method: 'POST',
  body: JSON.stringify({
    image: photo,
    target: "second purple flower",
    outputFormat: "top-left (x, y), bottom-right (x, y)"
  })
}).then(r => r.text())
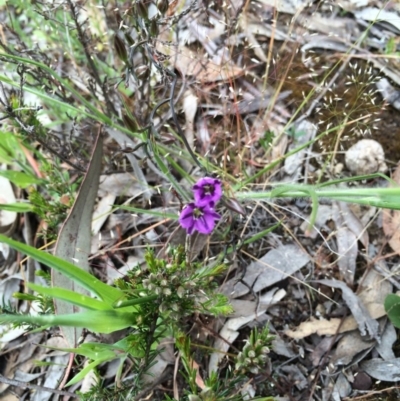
top-left (192, 177), bottom-right (222, 207)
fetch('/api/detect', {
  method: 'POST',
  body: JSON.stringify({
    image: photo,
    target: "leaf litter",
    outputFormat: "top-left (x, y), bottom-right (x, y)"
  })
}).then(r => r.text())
top-left (1, 0), bottom-right (400, 400)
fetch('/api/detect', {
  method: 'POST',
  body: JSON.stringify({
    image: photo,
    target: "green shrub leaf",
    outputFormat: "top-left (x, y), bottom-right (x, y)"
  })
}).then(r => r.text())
top-left (385, 294), bottom-right (400, 328)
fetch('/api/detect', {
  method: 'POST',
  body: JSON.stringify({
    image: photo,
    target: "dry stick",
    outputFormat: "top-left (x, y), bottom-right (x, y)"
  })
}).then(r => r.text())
top-left (343, 386), bottom-right (400, 400)
top-left (329, 115), bottom-right (349, 174)
top-left (307, 316), bottom-right (347, 401)
top-left (89, 219), bottom-right (170, 260)
top-left (23, 212), bottom-right (35, 297)
top-left (173, 353), bottom-right (180, 401)
top-left (133, 368), bottom-right (173, 401)
top-left (11, 112), bottom-right (85, 171)
top-left (66, 0), bottom-right (116, 117)
top-left (0, 374), bottom-right (78, 398)
top-left (373, 259), bottom-right (400, 290)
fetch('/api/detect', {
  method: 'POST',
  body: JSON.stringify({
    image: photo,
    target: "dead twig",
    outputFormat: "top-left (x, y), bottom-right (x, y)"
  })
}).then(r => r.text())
top-left (0, 374), bottom-right (79, 398)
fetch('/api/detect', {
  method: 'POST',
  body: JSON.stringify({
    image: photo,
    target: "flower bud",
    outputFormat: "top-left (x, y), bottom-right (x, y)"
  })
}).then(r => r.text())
top-left (162, 288), bottom-right (172, 296)
top-left (177, 286), bottom-right (185, 298)
top-left (157, 0), bottom-right (169, 14)
top-left (135, 65), bottom-right (150, 80)
top-left (136, 1), bottom-right (148, 19)
top-left (247, 350), bottom-right (256, 358)
top-left (170, 311), bottom-right (180, 320)
top-left (114, 34), bottom-right (128, 63)
top-left (260, 346), bottom-right (270, 355)
top-left (124, 32), bottom-right (135, 47)
top-left (244, 358), bottom-right (252, 366)
top-left (149, 19), bottom-right (158, 37)
top-left (122, 113), bottom-right (138, 132)
top-left (242, 343), bottom-right (251, 353)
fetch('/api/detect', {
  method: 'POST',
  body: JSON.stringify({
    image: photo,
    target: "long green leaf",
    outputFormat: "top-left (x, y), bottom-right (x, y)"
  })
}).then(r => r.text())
top-left (0, 235), bottom-right (124, 306)
top-left (27, 283), bottom-right (111, 311)
top-left (0, 310), bottom-right (137, 334)
top-left (0, 203), bottom-right (34, 212)
top-left (66, 357), bottom-right (112, 386)
top-left (0, 170), bottom-right (43, 188)
top-left (42, 342), bottom-right (125, 360)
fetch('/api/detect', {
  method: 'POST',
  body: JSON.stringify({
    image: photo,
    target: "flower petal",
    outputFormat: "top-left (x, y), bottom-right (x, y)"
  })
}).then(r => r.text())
top-left (193, 177), bottom-right (223, 207)
top-left (195, 215), bottom-right (214, 234)
top-left (202, 211), bottom-right (219, 230)
top-left (179, 204), bottom-right (195, 230)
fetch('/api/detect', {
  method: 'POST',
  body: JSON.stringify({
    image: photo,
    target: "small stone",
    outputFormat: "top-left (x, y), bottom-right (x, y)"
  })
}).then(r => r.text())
top-left (345, 139), bottom-right (387, 175)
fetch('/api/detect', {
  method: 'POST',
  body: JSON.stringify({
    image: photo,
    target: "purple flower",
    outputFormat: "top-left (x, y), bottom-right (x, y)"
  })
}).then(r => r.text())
top-left (193, 177), bottom-right (222, 207)
top-left (179, 203), bottom-right (220, 235)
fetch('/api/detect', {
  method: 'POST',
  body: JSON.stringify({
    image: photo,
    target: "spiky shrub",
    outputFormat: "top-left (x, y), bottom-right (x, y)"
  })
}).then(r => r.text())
top-left (176, 335), bottom-right (251, 401)
top-left (235, 326), bottom-right (274, 375)
top-left (114, 246), bottom-right (233, 324)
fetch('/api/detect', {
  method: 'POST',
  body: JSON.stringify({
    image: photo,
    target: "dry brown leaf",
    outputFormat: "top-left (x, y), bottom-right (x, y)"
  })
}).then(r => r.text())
top-left (183, 89), bottom-right (197, 149)
top-left (358, 268), bottom-right (392, 305)
top-left (316, 279), bottom-right (379, 341)
top-left (209, 289), bottom-right (285, 374)
top-left (257, 0), bottom-right (307, 14)
top-left (92, 193), bottom-right (117, 236)
top-left (355, 7), bottom-right (400, 31)
top-left (361, 358), bottom-right (400, 382)
top-left (383, 208), bottom-right (400, 254)
top-left (331, 330), bottom-right (375, 366)
top-left (297, 13), bottom-right (356, 37)
top-left (285, 302), bottom-right (385, 339)
top-left (190, 359), bottom-right (206, 390)
top-left (239, 14), bottom-right (268, 62)
top-left (175, 46), bottom-right (243, 82)
top-left (222, 244), bottom-right (310, 298)
top-left (157, 41), bottom-right (243, 82)
top-left (196, 116), bottom-right (210, 153)
top-left (0, 395), bottom-right (19, 401)
top-left (382, 163), bottom-right (400, 254)
top-left (333, 203), bottom-right (359, 285)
